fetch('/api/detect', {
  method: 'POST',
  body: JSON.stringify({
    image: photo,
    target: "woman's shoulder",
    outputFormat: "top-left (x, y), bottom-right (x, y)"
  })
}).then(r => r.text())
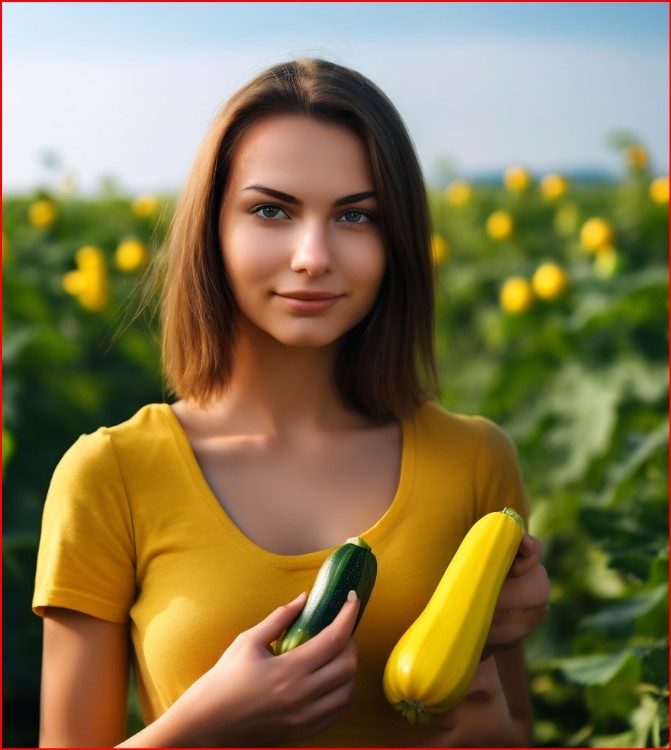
top-left (55, 403), bottom-right (173, 478)
top-left (414, 399), bottom-right (516, 451)
top-left (74, 402), bottom-right (170, 442)
top-left (413, 400), bottom-right (528, 520)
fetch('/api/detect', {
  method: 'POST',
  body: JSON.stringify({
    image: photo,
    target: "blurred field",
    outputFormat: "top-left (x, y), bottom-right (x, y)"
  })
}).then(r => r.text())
top-left (3, 139), bottom-right (668, 747)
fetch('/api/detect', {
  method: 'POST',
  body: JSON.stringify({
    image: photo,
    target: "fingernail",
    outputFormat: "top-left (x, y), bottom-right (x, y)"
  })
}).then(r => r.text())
top-left (347, 590), bottom-right (357, 602)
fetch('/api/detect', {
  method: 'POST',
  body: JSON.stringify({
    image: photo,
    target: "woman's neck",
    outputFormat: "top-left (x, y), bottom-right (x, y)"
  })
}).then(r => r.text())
top-left (187, 325), bottom-right (364, 439)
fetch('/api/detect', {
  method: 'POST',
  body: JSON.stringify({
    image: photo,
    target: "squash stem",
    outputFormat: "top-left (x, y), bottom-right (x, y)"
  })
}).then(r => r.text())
top-left (345, 536), bottom-right (371, 549)
top-left (502, 507), bottom-right (527, 532)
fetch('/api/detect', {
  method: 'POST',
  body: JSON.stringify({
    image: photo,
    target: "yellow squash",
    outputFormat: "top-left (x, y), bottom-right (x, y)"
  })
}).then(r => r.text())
top-left (382, 507), bottom-right (526, 725)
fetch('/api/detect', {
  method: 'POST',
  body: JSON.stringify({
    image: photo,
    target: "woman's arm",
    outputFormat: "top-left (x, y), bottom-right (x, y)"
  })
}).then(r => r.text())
top-left (40, 592), bottom-right (361, 748)
top-left (495, 644), bottom-right (534, 745)
top-left (40, 608), bottom-right (130, 747)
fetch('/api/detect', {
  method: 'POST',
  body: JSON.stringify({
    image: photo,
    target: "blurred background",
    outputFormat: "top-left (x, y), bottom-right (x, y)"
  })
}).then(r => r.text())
top-left (3, 2), bottom-right (669, 747)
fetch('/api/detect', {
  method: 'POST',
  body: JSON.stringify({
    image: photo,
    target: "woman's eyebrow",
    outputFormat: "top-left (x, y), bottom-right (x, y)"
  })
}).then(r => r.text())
top-left (242, 185), bottom-right (376, 208)
top-left (333, 191), bottom-right (376, 207)
top-left (243, 185), bottom-right (301, 205)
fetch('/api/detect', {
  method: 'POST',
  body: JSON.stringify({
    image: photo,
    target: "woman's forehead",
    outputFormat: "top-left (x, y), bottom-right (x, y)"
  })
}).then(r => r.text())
top-left (227, 114), bottom-right (375, 195)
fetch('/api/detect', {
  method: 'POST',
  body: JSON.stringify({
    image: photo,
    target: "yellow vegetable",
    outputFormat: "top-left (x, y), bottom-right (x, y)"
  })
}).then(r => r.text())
top-left (383, 508), bottom-right (526, 725)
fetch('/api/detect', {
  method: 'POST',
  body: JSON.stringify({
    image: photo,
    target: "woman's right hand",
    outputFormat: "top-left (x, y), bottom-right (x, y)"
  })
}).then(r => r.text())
top-left (140, 591), bottom-right (360, 747)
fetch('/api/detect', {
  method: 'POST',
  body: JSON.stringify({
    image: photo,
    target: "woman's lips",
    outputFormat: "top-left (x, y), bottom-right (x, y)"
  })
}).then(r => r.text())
top-left (275, 291), bottom-right (344, 313)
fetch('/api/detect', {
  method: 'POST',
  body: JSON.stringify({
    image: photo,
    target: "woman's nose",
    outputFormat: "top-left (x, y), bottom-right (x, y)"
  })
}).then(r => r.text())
top-left (290, 222), bottom-right (333, 277)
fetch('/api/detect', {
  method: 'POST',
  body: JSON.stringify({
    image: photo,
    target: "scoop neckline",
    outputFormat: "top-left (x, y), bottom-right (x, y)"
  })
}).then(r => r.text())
top-left (156, 402), bottom-right (417, 570)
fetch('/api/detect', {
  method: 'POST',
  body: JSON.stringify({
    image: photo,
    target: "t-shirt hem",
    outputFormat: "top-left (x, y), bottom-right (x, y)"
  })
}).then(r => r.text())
top-left (32, 587), bottom-right (130, 624)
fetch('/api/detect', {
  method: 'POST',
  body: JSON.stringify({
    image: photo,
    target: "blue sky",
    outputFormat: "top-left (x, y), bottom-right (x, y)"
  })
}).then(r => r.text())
top-left (3, 2), bottom-right (669, 193)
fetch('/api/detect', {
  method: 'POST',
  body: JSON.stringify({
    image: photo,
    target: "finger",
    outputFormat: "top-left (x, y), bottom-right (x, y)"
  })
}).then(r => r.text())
top-left (497, 564), bottom-right (551, 611)
top-left (286, 591), bottom-right (360, 670)
top-left (304, 637), bottom-right (358, 701)
top-left (485, 605), bottom-right (550, 655)
top-left (508, 548), bottom-right (543, 578)
top-left (516, 533), bottom-right (544, 559)
top-left (430, 706), bottom-right (458, 732)
top-left (246, 591), bottom-right (308, 645)
top-left (463, 656), bottom-right (500, 700)
top-left (293, 675), bottom-right (356, 738)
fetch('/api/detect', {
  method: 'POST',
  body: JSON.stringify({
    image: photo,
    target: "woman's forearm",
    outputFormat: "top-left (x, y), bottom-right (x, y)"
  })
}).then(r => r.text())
top-left (116, 679), bottom-right (216, 748)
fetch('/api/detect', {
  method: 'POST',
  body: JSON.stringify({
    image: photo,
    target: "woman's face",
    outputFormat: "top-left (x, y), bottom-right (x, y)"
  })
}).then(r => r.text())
top-left (219, 114), bottom-right (385, 350)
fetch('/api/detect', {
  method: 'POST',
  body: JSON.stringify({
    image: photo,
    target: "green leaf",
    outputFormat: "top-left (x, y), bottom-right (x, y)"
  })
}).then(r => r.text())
top-left (2, 426), bottom-right (15, 470)
top-left (602, 421), bottom-right (669, 501)
top-left (629, 694), bottom-right (665, 747)
top-left (650, 550), bottom-right (669, 584)
top-left (590, 729), bottom-right (638, 747)
top-left (580, 585), bottom-right (668, 632)
top-left (559, 650), bottom-right (642, 687)
top-left (543, 364), bottom-right (620, 483)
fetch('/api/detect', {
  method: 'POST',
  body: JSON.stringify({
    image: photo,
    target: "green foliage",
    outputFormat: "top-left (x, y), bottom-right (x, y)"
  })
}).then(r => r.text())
top-left (432, 152), bottom-right (668, 746)
top-left (2, 145), bottom-right (667, 746)
top-left (3, 191), bottom-right (168, 746)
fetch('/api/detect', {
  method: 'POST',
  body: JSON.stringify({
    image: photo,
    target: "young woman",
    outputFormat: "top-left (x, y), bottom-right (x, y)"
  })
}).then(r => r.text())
top-left (34, 58), bottom-right (550, 747)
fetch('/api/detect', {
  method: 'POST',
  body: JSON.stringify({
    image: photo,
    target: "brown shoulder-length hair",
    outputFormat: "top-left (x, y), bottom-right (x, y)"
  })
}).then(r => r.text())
top-left (160, 58), bottom-right (437, 422)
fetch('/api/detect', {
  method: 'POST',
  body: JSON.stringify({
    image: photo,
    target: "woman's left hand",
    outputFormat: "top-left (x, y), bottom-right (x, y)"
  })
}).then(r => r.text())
top-left (484, 532), bottom-right (550, 656)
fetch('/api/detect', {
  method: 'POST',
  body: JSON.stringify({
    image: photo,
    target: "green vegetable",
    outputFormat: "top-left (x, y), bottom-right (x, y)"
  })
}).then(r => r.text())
top-left (275, 536), bottom-right (377, 653)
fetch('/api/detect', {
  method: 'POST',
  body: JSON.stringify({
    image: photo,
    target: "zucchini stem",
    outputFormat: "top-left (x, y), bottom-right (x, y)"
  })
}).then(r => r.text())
top-left (502, 507), bottom-right (527, 532)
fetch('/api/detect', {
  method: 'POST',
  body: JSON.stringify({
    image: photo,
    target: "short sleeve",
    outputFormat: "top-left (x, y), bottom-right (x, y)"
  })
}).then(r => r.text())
top-left (32, 428), bottom-right (136, 623)
top-left (472, 417), bottom-right (530, 528)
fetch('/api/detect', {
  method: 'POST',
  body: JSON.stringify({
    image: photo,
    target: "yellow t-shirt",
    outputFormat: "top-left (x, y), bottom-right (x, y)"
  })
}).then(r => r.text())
top-left (33, 400), bottom-right (529, 747)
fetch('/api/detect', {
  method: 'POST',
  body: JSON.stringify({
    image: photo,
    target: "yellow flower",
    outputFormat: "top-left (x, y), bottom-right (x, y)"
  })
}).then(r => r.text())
top-left (76, 245), bottom-right (106, 270)
top-left (63, 270), bottom-right (86, 296)
top-left (132, 193), bottom-right (160, 217)
top-left (540, 173), bottom-right (568, 200)
top-left (115, 239), bottom-right (149, 272)
top-left (650, 176), bottom-right (669, 204)
top-left (444, 181), bottom-right (472, 206)
top-left (500, 276), bottom-right (534, 314)
top-left (532, 263), bottom-right (569, 300)
top-left (64, 246), bottom-right (109, 311)
top-left (63, 267), bottom-right (109, 310)
top-left (78, 271), bottom-right (109, 312)
top-left (503, 165), bottom-right (531, 192)
top-left (625, 144), bottom-right (648, 168)
top-left (580, 218), bottom-right (614, 253)
top-left (28, 199), bottom-right (57, 229)
top-left (594, 247), bottom-right (622, 278)
top-left (486, 210), bottom-right (514, 240)
top-left (431, 234), bottom-right (449, 265)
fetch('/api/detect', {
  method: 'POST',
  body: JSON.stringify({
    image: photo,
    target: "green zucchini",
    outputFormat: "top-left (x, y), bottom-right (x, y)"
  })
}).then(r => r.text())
top-left (275, 536), bottom-right (377, 654)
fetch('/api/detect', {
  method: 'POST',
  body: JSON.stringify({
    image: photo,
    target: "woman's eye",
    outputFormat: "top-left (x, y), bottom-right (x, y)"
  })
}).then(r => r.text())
top-left (338, 209), bottom-right (374, 224)
top-left (253, 205), bottom-right (289, 220)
